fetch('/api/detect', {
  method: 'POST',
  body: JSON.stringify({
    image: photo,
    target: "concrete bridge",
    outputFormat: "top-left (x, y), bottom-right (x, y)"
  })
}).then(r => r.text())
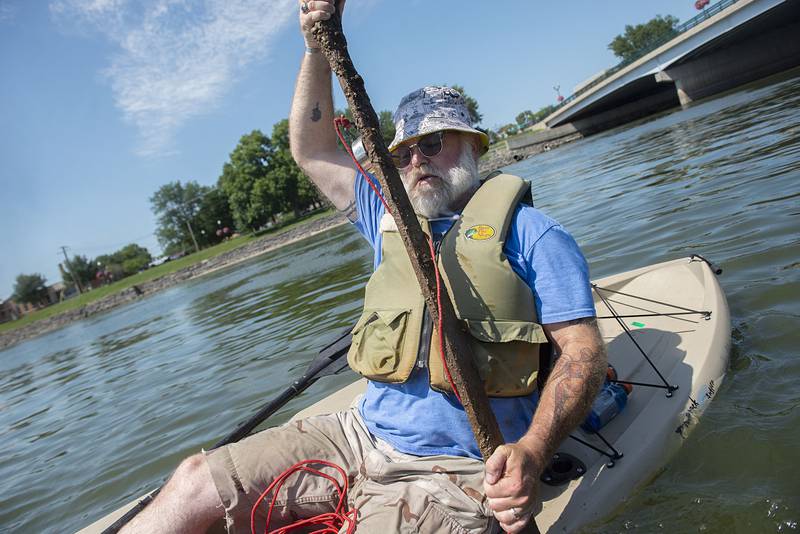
top-left (543, 0), bottom-right (800, 135)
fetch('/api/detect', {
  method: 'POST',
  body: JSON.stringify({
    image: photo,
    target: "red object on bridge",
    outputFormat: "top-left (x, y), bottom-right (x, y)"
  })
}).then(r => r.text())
top-left (695, 0), bottom-right (710, 10)
top-left (557, 95), bottom-right (564, 102)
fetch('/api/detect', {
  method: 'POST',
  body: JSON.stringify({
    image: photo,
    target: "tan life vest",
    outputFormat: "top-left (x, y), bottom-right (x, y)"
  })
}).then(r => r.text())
top-left (347, 173), bottom-right (548, 397)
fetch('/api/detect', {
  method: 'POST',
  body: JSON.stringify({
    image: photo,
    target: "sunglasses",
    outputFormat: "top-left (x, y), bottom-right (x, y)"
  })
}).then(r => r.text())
top-left (390, 131), bottom-right (445, 168)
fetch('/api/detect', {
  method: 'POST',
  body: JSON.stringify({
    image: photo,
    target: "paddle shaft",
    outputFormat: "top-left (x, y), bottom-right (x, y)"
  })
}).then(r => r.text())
top-left (99, 329), bottom-right (353, 534)
top-left (311, 10), bottom-right (541, 534)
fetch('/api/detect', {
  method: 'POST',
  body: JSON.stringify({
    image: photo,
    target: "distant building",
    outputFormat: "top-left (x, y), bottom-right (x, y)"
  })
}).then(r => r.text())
top-left (47, 282), bottom-right (66, 304)
top-left (0, 299), bottom-right (37, 324)
top-left (0, 300), bottom-right (18, 323)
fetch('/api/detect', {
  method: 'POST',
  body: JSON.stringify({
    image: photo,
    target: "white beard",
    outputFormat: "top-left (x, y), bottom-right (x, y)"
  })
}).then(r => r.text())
top-left (403, 142), bottom-right (480, 218)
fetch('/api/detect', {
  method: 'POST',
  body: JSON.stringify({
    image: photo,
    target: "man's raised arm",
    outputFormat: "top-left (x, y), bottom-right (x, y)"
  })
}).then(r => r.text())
top-left (289, 0), bottom-right (355, 211)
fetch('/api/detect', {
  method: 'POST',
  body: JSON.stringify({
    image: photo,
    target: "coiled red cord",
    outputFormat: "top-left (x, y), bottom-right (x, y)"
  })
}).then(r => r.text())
top-left (250, 459), bottom-right (357, 534)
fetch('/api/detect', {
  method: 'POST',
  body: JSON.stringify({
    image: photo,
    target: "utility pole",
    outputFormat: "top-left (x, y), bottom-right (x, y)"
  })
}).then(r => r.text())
top-left (185, 220), bottom-right (200, 254)
top-left (59, 245), bottom-right (84, 294)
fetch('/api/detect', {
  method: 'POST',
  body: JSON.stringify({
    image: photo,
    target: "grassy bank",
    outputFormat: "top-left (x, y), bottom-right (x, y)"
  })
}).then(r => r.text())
top-left (0, 209), bottom-right (336, 335)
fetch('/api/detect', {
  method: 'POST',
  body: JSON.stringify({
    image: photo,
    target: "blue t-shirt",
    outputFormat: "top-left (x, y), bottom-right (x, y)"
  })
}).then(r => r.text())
top-left (351, 172), bottom-right (595, 459)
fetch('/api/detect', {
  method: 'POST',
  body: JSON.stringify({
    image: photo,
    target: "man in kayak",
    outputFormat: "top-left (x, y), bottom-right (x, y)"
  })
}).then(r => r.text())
top-left (121, 2), bottom-right (606, 533)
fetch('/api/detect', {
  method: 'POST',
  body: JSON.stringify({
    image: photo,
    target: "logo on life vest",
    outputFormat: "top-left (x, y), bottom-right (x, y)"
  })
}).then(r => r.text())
top-left (465, 225), bottom-right (496, 240)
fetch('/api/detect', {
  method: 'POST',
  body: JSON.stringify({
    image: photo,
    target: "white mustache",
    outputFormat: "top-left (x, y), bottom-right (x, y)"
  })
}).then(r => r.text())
top-left (404, 166), bottom-right (443, 189)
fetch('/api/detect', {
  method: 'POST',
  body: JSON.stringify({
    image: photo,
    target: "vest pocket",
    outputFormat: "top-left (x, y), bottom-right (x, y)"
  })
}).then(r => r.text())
top-left (466, 319), bottom-right (547, 397)
top-left (347, 308), bottom-right (412, 381)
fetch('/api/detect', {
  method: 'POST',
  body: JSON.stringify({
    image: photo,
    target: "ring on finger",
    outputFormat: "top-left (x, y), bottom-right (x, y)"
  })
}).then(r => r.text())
top-left (512, 507), bottom-right (523, 520)
top-left (300, 1), bottom-right (310, 14)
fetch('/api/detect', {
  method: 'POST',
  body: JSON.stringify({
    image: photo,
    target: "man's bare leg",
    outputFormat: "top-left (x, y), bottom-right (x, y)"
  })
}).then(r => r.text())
top-left (120, 454), bottom-right (223, 534)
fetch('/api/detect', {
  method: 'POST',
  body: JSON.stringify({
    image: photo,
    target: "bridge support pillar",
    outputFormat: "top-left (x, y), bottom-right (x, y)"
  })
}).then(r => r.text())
top-left (674, 80), bottom-right (693, 107)
top-left (655, 70), bottom-right (693, 107)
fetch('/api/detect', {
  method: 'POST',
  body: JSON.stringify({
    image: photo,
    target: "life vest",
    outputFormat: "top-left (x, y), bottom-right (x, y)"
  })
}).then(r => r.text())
top-left (347, 173), bottom-right (548, 397)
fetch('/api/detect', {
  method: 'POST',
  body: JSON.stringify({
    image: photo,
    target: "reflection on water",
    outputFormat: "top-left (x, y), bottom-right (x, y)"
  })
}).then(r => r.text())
top-left (1, 73), bottom-right (799, 533)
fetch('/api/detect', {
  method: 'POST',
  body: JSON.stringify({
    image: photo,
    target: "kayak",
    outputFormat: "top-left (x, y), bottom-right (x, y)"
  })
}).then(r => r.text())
top-left (78, 255), bottom-right (730, 533)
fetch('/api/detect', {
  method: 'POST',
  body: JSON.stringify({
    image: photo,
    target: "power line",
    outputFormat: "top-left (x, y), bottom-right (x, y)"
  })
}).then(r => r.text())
top-left (71, 232), bottom-right (158, 253)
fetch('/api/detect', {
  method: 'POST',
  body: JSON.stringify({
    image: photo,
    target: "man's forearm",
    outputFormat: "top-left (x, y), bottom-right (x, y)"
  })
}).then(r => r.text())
top-left (520, 318), bottom-right (608, 468)
top-left (288, 50), bottom-right (354, 209)
top-left (289, 52), bottom-right (337, 163)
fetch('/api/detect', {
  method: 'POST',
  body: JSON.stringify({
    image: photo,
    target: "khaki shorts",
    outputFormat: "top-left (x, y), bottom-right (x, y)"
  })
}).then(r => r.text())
top-left (205, 407), bottom-right (494, 533)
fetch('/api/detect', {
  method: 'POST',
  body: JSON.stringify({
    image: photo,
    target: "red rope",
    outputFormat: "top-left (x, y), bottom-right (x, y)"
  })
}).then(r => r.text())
top-left (333, 117), bottom-right (391, 214)
top-left (427, 236), bottom-right (462, 404)
top-left (250, 459), bottom-right (357, 534)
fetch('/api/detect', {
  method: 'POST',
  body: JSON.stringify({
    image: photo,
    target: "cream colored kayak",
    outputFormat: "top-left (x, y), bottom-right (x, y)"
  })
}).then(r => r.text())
top-left (78, 256), bottom-right (730, 533)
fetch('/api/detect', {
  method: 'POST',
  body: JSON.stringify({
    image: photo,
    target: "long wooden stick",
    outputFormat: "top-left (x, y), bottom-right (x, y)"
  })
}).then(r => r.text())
top-left (312, 11), bottom-right (540, 534)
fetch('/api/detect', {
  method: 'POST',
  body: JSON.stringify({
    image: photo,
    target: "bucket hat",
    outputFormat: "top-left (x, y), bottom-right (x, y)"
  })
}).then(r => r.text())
top-left (389, 86), bottom-right (489, 154)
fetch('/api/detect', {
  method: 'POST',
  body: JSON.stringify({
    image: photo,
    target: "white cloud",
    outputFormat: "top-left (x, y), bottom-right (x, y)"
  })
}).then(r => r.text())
top-left (0, 1), bottom-right (18, 22)
top-left (50, 0), bottom-right (296, 156)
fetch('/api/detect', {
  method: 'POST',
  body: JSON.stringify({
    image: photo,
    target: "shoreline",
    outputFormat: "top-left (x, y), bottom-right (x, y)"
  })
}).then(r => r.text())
top-left (0, 212), bottom-right (349, 352)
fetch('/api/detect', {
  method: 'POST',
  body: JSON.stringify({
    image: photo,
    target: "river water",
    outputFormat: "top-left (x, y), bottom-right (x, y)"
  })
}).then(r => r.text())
top-left (2, 72), bottom-right (798, 533)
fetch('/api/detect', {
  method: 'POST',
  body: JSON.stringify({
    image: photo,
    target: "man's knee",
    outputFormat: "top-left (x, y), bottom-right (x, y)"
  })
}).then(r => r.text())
top-left (169, 453), bottom-right (221, 507)
top-left (120, 454), bottom-right (223, 533)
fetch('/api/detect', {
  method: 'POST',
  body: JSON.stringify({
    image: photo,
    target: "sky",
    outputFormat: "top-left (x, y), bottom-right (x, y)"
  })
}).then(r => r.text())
top-left (0, 0), bottom-right (701, 300)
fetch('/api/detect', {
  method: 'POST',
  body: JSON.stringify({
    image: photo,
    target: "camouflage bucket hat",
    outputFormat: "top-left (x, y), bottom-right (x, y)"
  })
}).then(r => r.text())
top-left (390, 86), bottom-right (489, 154)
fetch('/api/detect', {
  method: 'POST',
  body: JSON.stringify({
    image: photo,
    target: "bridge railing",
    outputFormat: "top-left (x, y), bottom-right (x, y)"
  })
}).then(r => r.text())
top-left (552, 0), bottom-right (740, 111)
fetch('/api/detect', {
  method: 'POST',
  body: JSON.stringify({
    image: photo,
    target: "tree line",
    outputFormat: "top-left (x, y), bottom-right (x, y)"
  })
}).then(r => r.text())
top-left (149, 113), bottom-right (396, 258)
top-left (10, 243), bottom-right (153, 306)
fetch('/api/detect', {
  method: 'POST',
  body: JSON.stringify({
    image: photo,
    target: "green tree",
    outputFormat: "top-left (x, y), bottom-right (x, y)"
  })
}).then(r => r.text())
top-left (335, 108), bottom-right (396, 147)
top-left (117, 244), bottom-right (152, 275)
top-left (270, 119), bottom-right (323, 214)
top-left (450, 85), bottom-right (483, 126)
top-left (497, 123), bottom-right (518, 138)
top-left (97, 243), bottom-right (152, 279)
top-left (61, 254), bottom-right (98, 290)
top-left (151, 180), bottom-right (209, 254)
top-left (269, 120), bottom-right (303, 216)
top-left (194, 188), bottom-right (235, 247)
top-left (218, 130), bottom-right (275, 231)
top-left (608, 15), bottom-right (680, 64)
top-left (515, 110), bottom-right (536, 128)
top-left (12, 273), bottom-right (48, 305)
top-left (378, 110), bottom-right (396, 146)
top-left (534, 104), bottom-right (557, 122)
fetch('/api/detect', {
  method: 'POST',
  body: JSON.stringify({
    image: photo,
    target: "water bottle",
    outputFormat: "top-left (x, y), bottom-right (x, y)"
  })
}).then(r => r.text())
top-left (581, 366), bottom-right (633, 433)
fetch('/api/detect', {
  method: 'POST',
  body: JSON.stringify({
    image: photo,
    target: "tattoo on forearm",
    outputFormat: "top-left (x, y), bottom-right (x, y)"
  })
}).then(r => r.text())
top-left (534, 340), bottom-right (607, 455)
top-left (311, 102), bottom-right (321, 122)
top-left (548, 347), bottom-right (605, 419)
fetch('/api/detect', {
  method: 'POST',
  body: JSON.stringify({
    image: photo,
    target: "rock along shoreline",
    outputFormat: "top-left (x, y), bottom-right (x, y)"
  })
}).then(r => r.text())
top-left (0, 213), bottom-right (349, 352)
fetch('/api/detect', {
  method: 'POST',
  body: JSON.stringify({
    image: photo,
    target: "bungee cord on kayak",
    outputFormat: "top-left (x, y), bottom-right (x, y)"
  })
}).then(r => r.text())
top-left (559, 275), bottom-right (714, 468)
